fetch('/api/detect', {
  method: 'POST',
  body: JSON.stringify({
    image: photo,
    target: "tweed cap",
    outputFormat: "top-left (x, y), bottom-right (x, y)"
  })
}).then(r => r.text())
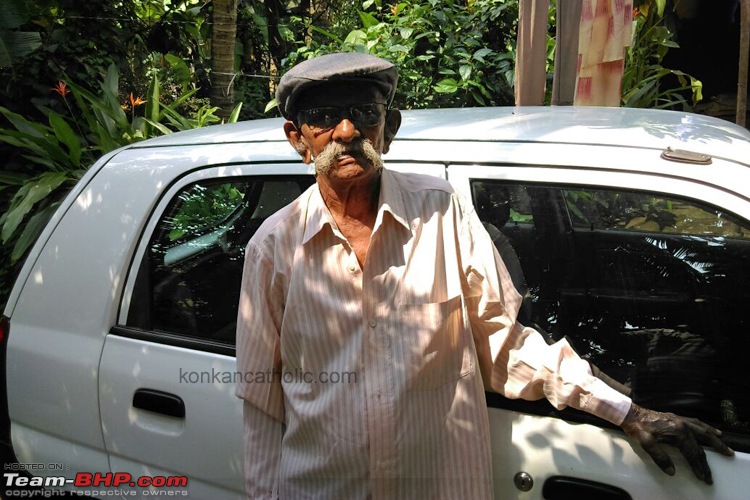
top-left (276, 52), bottom-right (399, 120)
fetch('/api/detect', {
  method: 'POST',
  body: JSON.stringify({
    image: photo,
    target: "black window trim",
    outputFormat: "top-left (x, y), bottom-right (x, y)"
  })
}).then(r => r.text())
top-left (110, 325), bottom-right (236, 357)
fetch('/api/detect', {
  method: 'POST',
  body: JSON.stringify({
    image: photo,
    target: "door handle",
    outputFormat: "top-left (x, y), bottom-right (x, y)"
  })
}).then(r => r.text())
top-left (542, 475), bottom-right (631, 500)
top-left (132, 388), bottom-right (185, 418)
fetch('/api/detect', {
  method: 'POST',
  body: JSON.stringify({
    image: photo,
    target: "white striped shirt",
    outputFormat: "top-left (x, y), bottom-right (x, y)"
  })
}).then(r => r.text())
top-left (235, 168), bottom-right (631, 499)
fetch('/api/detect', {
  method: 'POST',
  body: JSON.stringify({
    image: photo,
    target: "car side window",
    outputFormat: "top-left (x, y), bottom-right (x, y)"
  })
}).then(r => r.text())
top-left (126, 176), bottom-right (314, 345)
top-left (473, 180), bottom-right (750, 439)
top-left (563, 189), bottom-right (750, 238)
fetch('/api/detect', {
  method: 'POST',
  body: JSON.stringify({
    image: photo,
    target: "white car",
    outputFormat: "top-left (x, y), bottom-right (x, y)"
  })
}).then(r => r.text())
top-left (3, 106), bottom-right (750, 499)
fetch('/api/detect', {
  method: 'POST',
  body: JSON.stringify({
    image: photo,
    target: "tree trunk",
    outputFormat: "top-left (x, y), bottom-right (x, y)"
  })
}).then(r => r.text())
top-left (738, 0), bottom-right (749, 126)
top-left (211, 0), bottom-right (239, 121)
top-left (264, 0), bottom-right (286, 98)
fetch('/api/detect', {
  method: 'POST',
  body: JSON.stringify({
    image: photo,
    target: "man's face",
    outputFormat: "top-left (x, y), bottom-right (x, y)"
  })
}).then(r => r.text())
top-left (284, 82), bottom-right (399, 181)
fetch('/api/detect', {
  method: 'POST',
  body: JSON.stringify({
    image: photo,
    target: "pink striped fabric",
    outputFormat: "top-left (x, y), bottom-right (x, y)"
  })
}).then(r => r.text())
top-left (236, 168), bottom-right (631, 499)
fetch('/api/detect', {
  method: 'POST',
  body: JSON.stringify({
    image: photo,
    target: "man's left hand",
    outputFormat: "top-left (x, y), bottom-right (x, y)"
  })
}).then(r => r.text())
top-left (620, 403), bottom-right (734, 485)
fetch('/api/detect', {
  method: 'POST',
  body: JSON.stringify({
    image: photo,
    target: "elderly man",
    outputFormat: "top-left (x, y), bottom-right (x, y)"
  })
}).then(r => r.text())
top-left (235, 52), bottom-right (732, 499)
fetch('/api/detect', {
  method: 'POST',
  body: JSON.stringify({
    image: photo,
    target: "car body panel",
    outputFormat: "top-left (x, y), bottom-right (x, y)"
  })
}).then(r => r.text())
top-left (99, 334), bottom-right (244, 497)
top-left (488, 408), bottom-right (750, 499)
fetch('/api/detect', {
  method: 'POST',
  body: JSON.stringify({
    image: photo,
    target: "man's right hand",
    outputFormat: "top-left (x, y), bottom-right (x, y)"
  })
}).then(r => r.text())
top-left (620, 403), bottom-right (734, 485)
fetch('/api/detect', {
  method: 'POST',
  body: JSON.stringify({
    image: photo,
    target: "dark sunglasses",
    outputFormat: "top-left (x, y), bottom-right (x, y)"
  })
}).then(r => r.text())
top-left (297, 103), bottom-right (387, 130)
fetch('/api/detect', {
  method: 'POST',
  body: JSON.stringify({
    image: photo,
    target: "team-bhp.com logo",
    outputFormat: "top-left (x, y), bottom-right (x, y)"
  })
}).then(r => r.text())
top-left (4, 472), bottom-right (188, 496)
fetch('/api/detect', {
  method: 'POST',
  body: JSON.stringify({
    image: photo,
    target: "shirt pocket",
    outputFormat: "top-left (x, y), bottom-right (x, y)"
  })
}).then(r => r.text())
top-left (398, 295), bottom-right (474, 391)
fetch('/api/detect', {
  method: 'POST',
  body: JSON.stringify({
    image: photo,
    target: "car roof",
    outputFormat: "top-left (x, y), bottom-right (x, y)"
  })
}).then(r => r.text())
top-left (131, 106), bottom-right (750, 166)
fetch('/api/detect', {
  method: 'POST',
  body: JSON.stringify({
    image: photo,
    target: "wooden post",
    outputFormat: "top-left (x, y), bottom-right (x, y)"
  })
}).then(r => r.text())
top-left (737, 0), bottom-right (749, 126)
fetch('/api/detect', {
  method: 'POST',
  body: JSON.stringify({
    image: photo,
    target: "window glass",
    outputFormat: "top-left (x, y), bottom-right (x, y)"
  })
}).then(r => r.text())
top-left (563, 189), bottom-right (750, 238)
top-left (126, 176), bottom-right (314, 344)
top-left (472, 179), bottom-right (750, 438)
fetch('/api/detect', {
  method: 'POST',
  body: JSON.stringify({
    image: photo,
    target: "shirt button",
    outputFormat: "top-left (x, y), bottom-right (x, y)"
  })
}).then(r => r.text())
top-left (348, 264), bottom-right (356, 272)
top-left (368, 319), bottom-right (377, 328)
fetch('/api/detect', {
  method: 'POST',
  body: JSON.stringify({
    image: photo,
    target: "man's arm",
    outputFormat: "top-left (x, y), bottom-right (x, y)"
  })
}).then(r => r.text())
top-left (589, 362), bottom-right (632, 397)
top-left (236, 242), bottom-right (286, 498)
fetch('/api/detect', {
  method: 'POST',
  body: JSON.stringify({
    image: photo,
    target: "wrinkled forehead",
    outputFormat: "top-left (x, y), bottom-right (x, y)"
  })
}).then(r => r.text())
top-left (296, 81), bottom-right (386, 110)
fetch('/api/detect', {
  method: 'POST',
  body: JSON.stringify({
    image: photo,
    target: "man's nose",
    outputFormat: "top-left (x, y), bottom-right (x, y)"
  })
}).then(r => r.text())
top-left (332, 117), bottom-right (361, 142)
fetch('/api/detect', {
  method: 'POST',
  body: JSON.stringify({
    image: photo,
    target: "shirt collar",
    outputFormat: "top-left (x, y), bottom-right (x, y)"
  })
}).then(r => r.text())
top-left (376, 168), bottom-right (411, 232)
top-left (301, 168), bottom-right (412, 245)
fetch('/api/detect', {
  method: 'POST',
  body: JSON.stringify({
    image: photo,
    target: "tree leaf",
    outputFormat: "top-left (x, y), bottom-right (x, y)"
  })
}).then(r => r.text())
top-left (459, 64), bottom-right (472, 81)
top-left (264, 98), bottom-right (278, 114)
top-left (0, 0), bottom-right (32, 30)
top-left (473, 48), bottom-right (493, 62)
top-left (655, 0), bottom-right (666, 17)
top-left (228, 102), bottom-right (243, 123)
top-left (471, 91), bottom-right (486, 106)
top-left (0, 106), bottom-right (46, 138)
top-left (103, 63), bottom-right (120, 100)
top-left (358, 10), bottom-right (380, 29)
top-left (1, 172), bottom-right (69, 243)
top-left (142, 119), bottom-right (173, 136)
top-left (310, 26), bottom-right (342, 43)
top-left (433, 78), bottom-right (458, 94)
top-left (0, 31), bottom-right (41, 69)
top-left (93, 121), bottom-right (120, 153)
top-left (388, 44), bottom-right (409, 53)
top-left (0, 171), bottom-right (27, 185)
top-left (398, 26), bottom-right (414, 39)
top-left (344, 30), bottom-right (367, 46)
top-left (48, 111), bottom-right (81, 167)
top-left (11, 201), bottom-right (61, 264)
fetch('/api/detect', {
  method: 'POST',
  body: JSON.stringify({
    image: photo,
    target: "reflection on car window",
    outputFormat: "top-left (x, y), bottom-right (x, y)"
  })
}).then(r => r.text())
top-left (563, 189), bottom-right (750, 239)
top-left (126, 175), bottom-right (314, 345)
top-left (166, 183), bottom-right (246, 242)
top-left (472, 179), bottom-right (750, 439)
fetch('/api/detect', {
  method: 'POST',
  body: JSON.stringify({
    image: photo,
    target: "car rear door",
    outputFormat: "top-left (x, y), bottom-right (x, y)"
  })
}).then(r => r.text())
top-left (449, 154), bottom-right (750, 499)
top-left (101, 162), bottom-right (314, 498)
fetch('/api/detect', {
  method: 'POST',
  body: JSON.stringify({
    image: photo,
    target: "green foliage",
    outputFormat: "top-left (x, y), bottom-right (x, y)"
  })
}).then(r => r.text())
top-left (0, 63), bottom-right (241, 267)
top-left (622, 1), bottom-right (702, 110)
top-left (0, 0), bottom-right (42, 69)
top-left (168, 183), bottom-right (244, 241)
top-left (286, 0), bottom-right (519, 109)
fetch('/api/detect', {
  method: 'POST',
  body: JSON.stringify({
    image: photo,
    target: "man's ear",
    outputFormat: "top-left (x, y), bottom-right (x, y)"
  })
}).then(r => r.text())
top-left (382, 109), bottom-right (401, 154)
top-left (284, 121), bottom-right (312, 164)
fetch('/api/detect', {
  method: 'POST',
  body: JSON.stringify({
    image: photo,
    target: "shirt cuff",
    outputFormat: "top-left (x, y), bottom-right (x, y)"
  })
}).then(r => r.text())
top-left (582, 377), bottom-right (632, 426)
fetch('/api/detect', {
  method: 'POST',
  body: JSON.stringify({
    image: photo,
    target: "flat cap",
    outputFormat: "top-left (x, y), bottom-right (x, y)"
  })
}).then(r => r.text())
top-left (276, 52), bottom-right (399, 120)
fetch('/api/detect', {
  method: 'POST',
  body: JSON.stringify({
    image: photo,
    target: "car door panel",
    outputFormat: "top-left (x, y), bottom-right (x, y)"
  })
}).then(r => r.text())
top-left (100, 166), bottom-right (315, 497)
top-left (99, 334), bottom-right (244, 497)
top-left (488, 405), bottom-right (750, 499)
top-left (450, 163), bottom-right (750, 499)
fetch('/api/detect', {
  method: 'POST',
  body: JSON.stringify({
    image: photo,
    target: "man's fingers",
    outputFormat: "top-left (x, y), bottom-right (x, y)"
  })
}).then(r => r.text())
top-left (685, 420), bottom-right (735, 456)
top-left (622, 405), bottom-right (735, 484)
top-left (641, 439), bottom-right (675, 476)
top-left (677, 431), bottom-right (710, 484)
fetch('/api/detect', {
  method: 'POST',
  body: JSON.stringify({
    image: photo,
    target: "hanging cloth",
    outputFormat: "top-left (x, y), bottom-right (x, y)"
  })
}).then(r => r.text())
top-left (574, 0), bottom-right (633, 106)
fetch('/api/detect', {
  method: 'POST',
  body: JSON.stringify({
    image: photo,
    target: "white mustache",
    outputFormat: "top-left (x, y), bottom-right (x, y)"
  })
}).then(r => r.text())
top-left (313, 139), bottom-right (383, 174)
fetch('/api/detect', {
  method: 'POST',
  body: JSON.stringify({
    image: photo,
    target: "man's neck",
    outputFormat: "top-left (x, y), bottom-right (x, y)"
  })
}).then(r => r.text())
top-left (317, 170), bottom-right (381, 223)
top-left (317, 170), bottom-right (382, 266)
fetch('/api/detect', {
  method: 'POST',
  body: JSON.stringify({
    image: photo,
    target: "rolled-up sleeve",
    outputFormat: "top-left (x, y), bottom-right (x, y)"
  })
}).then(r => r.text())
top-left (459, 201), bottom-right (632, 426)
